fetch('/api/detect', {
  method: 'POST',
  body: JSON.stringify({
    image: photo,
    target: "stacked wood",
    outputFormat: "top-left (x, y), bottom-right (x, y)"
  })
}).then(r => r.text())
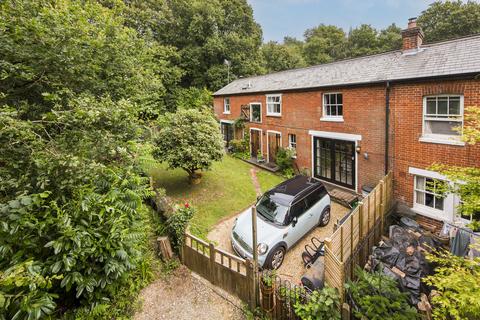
top-left (157, 236), bottom-right (174, 260)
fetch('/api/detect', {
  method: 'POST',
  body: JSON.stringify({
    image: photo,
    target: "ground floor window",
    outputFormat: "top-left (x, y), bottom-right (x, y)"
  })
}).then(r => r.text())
top-left (414, 175), bottom-right (446, 211)
top-left (288, 134), bottom-right (296, 150)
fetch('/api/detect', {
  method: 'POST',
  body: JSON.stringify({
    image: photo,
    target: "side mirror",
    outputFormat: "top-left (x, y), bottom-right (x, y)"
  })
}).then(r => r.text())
top-left (292, 216), bottom-right (298, 227)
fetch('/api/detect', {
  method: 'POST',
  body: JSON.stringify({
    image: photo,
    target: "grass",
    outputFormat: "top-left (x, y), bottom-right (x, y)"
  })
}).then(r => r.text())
top-left (149, 155), bottom-right (284, 238)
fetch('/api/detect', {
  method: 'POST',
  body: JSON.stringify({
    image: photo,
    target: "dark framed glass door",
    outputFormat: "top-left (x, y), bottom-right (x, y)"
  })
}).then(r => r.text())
top-left (313, 137), bottom-right (355, 189)
top-left (221, 122), bottom-right (234, 147)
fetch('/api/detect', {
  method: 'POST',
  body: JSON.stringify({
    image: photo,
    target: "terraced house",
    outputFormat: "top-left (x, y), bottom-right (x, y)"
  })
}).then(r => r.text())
top-left (213, 19), bottom-right (480, 225)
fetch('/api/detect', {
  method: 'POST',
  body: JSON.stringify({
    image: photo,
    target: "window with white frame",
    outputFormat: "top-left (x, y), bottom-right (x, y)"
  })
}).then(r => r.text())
top-left (288, 134), bottom-right (296, 150)
top-left (223, 97), bottom-right (230, 114)
top-left (422, 95), bottom-right (463, 141)
top-left (414, 175), bottom-right (447, 211)
top-left (266, 94), bottom-right (282, 116)
top-left (250, 103), bottom-right (261, 123)
top-left (322, 93), bottom-right (343, 119)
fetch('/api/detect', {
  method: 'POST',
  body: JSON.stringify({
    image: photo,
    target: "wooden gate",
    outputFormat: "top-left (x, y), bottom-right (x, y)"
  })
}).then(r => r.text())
top-left (181, 233), bottom-right (256, 305)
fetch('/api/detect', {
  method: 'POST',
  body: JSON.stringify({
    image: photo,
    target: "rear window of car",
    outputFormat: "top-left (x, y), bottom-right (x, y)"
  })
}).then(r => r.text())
top-left (305, 186), bottom-right (327, 209)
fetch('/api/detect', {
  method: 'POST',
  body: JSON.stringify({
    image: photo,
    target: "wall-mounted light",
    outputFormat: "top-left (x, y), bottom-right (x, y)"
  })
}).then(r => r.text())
top-left (356, 146), bottom-right (361, 153)
top-left (364, 152), bottom-right (369, 160)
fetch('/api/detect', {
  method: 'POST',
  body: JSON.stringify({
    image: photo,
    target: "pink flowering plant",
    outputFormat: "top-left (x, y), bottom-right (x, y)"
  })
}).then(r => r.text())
top-left (166, 202), bottom-right (195, 252)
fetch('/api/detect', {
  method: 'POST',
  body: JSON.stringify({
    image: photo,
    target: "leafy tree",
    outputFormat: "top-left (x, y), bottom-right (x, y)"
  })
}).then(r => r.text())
top-left (377, 23), bottom-right (403, 52)
top-left (0, 0), bottom-right (173, 317)
top-left (303, 24), bottom-right (347, 65)
top-left (260, 41), bottom-right (306, 73)
top-left (124, 0), bottom-right (264, 91)
top-left (423, 249), bottom-right (480, 320)
top-left (418, 0), bottom-right (480, 42)
top-left (431, 107), bottom-right (480, 229)
top-left (0, 0), bottom-right (181, 119)
top-left (347, 24), bottom-right (379, 57)
top-left (345, 268), bottom-right (418, 320)
top-left (172, 87), bottom-right (213, 112)
top-left (153, 109), bottom-right (224, 182)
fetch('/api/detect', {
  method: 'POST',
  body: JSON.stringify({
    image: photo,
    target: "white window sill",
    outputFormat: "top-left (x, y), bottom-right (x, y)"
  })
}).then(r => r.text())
top-left (266, 113), bottom-right (281, 117)
top-left (223, 111), bottom-right (231, 115)
top-left (320, 117), bottom-right (344, 122)
top-left (419, 136), bottom-right (465, 146)
top-left (412, 205), bottom-right (450, 222)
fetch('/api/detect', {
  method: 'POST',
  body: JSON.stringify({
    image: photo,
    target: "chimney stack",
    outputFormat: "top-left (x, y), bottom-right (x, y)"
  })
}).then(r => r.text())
top-left (402, 17), bottom-right (424, 51)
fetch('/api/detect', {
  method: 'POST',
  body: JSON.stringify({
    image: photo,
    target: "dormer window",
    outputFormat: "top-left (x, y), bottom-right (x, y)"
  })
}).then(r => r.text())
top-left (266, 94), bottom-right (282, 116)
top-left (223, 97), bottom-right (231, 114)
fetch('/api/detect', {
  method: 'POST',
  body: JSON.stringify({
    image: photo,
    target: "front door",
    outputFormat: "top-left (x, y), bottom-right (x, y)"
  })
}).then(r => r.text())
top-left (313, 137), bottom-right (355, 189)
top-left (250, 129), bottom-right (261, 158)
top-left (221, 122), bottom-right (234, 147)
top-left (268, 132), bottom-right (281, 163)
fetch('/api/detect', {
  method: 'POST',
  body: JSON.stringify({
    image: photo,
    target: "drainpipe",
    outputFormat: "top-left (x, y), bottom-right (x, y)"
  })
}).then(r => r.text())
top-left (385, 81), bottom-right (390, 174)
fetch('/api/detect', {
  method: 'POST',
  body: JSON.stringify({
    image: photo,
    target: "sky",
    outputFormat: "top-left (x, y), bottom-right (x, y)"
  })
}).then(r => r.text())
top-left (247, 0), bottom-right (434, 42)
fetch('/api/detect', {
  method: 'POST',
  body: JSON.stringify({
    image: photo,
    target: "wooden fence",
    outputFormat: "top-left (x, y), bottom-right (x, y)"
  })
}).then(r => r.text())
top-left (324, 172), bottom-right (394, 302)
top-left (181, 233), bottom-right (256, 305)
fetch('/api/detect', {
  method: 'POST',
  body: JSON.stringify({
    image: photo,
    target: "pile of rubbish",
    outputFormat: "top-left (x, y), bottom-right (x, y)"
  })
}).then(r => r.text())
top-left (366, 218), bottom-right (439, 306)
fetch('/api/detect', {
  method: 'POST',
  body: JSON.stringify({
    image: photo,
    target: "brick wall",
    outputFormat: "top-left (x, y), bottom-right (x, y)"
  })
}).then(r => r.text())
top-left (214, 85), bottom-right (387, 193)
top-left (390, 79), bottom-right (480, 208)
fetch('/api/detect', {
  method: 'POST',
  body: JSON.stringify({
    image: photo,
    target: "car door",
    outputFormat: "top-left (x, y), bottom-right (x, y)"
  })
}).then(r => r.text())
top-left (305, 187), bottom-right (328, 223)
top-left (285, 198), bottom-right (315, 247)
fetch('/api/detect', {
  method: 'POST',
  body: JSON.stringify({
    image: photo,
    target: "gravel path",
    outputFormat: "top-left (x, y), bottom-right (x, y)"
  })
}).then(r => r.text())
top-left (134, 266), bottom-right (245, 320)
top-left (207, 202), bottom-right (350, 283)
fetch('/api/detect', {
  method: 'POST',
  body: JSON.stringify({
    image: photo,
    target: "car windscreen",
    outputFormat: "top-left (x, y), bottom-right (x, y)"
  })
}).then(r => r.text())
top-left (256, 194), bottom-right (289, 225)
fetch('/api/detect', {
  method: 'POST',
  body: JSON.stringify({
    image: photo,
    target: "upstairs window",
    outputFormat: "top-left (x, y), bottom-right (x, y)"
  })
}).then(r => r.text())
top-left (250, 103), bottom-right (261, 123)
top-left (266, 94), bottom-right (282, 116)
top-left (422, 95), bottom-right (463, 144)
top-left (322, 93), bottom-right (343, 121)
top-left (223, 97), bottom-right (231, 114)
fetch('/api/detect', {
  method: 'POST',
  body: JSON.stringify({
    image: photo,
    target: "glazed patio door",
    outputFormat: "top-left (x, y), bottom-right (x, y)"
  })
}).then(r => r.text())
top-left (221, 123), bottom-right (234, 147)
top-left (313, 137), bottom-right (355, 189)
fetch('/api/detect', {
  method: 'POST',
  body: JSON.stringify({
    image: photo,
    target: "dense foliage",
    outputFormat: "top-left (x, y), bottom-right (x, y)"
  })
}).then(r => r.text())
top-left (346, 268), bottom-right (418, 320)
top-left (153, 109), bottom-right (224, 182)
top-left (166, 204), bottom-right (195, 252)
top-left (0, 0), bottom-right (178, 318)
top-left (293, 286), bottom-right (341, 320)
top-left (418, 0), bottom-right (480, 42)
top-left (423, 249), bottom-right (480, 320)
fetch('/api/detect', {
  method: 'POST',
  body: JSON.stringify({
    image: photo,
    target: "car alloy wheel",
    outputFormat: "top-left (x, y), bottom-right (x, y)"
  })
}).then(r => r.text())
top-left (320, 207), bottom-right (330, 226)
top-left (271, 247), bottom-right (285, 269)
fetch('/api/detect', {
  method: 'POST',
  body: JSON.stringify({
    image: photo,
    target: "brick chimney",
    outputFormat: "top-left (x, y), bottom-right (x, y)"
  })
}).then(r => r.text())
top-left (402, 17), bottom-right (424, 51)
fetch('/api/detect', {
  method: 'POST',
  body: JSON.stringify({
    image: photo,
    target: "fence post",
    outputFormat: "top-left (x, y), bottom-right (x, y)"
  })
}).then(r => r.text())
top-left (209, 243), bottom-right (216, 285)
top-left (379, 180), bottom-right (385, 235)
top-left (358, 202), bottom-right (364, 265)
top-left (246, 259), bottom-right (257, 310)
top-left (350, 214), bottom-right (354, 279)
top-left (340, 225), bottom-right (344, 263)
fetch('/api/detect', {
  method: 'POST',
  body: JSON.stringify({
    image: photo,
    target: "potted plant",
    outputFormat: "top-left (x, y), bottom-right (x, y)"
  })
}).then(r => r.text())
top-left (257, 151), bottom-right (265, 163)
top-left (260, 271), bottom-right (276, 313)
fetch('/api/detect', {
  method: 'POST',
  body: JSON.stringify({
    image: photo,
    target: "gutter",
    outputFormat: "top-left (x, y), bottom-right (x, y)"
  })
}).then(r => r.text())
top-left (385, 81), bottom-right (390, 175)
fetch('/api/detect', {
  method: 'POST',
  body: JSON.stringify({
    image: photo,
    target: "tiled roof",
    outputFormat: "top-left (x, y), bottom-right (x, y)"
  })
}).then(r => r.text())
top-left (214, 35), bottom-right (480, 96)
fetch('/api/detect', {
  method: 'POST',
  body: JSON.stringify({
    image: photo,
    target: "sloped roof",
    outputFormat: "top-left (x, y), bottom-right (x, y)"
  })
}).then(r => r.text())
top-left (214, 35), bottom-right (480, 96)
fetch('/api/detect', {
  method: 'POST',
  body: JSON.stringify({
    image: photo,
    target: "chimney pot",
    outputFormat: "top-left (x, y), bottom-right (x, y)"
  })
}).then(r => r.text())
top-left (402, 17), bottom-right (423, 51)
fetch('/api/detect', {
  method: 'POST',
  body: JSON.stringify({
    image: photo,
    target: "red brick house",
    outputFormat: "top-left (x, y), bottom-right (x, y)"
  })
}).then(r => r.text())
top-left (213, 19), bottom-right (480, 224)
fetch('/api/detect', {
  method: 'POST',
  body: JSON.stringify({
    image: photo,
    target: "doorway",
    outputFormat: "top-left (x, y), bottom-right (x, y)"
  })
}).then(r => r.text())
top-left (313, 137), bottom-right (355, 189)
top-left (250, 129), bottom-right (261, 158)
top-left (267, 131), bottom-right (281, 164)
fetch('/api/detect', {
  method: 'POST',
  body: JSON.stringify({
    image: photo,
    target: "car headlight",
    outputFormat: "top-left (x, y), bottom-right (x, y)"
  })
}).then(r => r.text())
top-left (257, 243), bottom-right (268, 255)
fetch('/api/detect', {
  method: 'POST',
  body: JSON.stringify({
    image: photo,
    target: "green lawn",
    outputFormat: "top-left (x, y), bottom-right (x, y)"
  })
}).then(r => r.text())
top-left (149, 155), bottom-right (284, 238)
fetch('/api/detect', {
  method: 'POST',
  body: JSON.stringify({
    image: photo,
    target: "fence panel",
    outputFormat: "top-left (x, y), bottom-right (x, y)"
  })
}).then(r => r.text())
top-left (182, 233), bottom-right (253, 304)
top-left (324, 172), bottom-right (394, 302)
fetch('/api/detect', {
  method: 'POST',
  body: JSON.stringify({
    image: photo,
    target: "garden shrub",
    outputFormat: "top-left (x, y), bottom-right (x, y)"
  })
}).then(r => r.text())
top-left (166, 203), bottom-right (196, 252)
top-left (293, 286), bottom-right (341, 320)
top-left (345, 267), bottom-right (418, 320)
top-left (230, 139), bottom-right (246, 153)
top-left (423, 248), bottom-right (480, 320)
top-left (276, 147), bottom-right (296, 176)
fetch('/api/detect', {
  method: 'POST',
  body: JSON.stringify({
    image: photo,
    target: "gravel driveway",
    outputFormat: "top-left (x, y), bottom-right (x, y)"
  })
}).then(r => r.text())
top-left (207, 201), bottom-right (350, 283)
top-left (134, 266), bottom-right (245, 320)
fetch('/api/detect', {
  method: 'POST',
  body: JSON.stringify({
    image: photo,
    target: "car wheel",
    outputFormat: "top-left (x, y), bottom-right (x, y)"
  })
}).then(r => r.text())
top-left (319, 206), bottom-right (331, 227)
top-left (267, 246), bottom-right (286, 270)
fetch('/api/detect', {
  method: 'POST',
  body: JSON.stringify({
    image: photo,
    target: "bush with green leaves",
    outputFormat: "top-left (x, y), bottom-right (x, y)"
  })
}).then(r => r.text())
top-left (153, 109), bottom-right (224, 182)
top-left (346, 268), bottom-right (418, 320)
top-left (293, 286), bottom-right (341, 320)
top-left (424, 248), bottom-right (480, 320)
top-left (276, 147), bottom-right (296, 176)
top-left (166, 203), bottom-right (196, 252)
